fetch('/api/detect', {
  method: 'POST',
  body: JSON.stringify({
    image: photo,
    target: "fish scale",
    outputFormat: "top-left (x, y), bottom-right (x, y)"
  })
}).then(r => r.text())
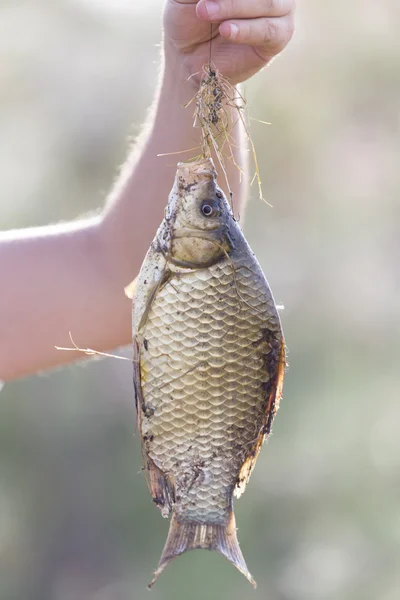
top-left (131, 158), bottom-right (285, 587)
top-left (142, 261), bottom-right (273, 520)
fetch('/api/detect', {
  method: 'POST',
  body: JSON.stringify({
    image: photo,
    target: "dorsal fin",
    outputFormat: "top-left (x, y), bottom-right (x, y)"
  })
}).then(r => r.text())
top-left (235, 337), bottom-right (286, 498)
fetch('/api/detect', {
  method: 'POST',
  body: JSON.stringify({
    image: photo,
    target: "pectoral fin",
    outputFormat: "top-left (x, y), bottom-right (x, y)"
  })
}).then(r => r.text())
top-left (124, 276), bottom-right (138, 299)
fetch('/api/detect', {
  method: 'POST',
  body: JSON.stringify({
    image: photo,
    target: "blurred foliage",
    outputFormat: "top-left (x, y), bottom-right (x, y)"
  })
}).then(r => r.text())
top-left (1, 1), bottom-right (399, 599)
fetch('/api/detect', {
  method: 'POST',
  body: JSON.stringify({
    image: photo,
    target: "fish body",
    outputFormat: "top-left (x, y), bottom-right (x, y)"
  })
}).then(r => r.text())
top-left (131, 158), bottom-right (285, 587)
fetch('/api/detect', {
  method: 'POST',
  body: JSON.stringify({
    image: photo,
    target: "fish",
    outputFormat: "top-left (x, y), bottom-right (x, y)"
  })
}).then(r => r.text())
top-left (130, 157), bottom-right (285, 588)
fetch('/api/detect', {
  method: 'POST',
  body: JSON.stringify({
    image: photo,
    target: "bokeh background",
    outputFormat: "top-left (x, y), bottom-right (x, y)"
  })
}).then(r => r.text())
top-left (1, 1), bottom-right (399, 599)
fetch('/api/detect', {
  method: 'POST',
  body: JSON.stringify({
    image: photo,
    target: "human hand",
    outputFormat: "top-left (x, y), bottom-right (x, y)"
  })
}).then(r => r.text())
top-left (164, 0), bottom-right (295, 85)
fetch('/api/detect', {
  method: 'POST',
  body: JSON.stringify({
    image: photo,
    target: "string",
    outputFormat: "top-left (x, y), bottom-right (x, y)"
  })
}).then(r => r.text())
top-left (209, 23), bottom-right (213, 66)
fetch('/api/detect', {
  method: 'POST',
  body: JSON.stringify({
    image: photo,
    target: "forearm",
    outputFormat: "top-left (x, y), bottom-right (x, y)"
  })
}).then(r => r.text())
top-left (0, 219), bottom-right (126, 380)
top-left (0, 52), bottom-right (247, 381)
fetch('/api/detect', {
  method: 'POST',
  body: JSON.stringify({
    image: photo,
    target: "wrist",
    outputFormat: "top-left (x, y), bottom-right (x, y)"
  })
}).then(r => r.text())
top-left (147, 46), bottom-right (202, 158)
top-left (161, 41), bottom-right (199, 102)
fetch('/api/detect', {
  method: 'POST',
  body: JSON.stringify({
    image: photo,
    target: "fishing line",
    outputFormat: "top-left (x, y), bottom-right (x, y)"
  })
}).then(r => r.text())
top-left (208, 23), bottom-right (236, 215)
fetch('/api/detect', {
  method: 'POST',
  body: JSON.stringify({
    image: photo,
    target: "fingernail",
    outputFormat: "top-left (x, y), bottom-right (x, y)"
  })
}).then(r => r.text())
top-left (229, 23), bottom-right (239, 39)
top-left (204, 1), bottom-right (219, 19)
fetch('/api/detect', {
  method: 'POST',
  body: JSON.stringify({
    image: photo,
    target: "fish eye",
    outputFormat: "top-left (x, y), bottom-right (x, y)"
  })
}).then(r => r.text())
top-left (200, 200), bottom-right (219, 218)
top-left (202, 204), bottom-right (213, 216)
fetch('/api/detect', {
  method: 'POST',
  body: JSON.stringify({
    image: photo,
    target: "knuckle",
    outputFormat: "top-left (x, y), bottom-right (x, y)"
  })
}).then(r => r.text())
top-left (264, 0), bottom-right (281, 15)
top-left (266, 0), bottom-right (296, 16)
top-left (226, 0), bottom-right (238, 17)
top-left (263, 18), bottom-right (280, 44)
top-left (264, 15), bottom-right (295, 50)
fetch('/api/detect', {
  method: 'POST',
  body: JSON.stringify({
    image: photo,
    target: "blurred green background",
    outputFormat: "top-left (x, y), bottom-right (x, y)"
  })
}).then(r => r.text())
top-left (1, 1), bottom-right (399, 599)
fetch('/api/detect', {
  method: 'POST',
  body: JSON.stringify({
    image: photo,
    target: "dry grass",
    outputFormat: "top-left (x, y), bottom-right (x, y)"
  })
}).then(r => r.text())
top-left (184, 63), bottom-right (266, 205)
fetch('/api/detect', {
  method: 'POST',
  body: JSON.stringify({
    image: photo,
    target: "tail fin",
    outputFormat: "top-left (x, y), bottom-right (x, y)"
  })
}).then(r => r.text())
top-left (148, 511), bottom-right (256, 589)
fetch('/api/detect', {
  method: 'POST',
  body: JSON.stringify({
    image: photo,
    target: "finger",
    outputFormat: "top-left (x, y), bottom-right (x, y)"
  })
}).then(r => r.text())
top-left (219, 14), bottom-right (294, 56)
top-left (196, 0), bottom-right (295, 22)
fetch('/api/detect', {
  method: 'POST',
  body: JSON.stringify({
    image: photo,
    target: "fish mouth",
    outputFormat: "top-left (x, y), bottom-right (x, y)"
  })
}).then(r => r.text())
top-left (176, 158), bottom-right (217, 186)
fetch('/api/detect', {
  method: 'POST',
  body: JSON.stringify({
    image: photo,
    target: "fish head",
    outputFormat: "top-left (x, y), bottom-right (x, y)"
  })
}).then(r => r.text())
top-left (163, 158), bottom-right (233, 268)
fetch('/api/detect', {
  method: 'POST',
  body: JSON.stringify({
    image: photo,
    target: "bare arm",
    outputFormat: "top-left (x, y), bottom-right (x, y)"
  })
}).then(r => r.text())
top-left (0, 0), bottom-right (294, 381)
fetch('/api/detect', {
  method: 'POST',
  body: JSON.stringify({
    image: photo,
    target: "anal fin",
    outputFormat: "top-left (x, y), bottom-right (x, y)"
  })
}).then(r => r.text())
top-left (147, 456), bottom-right (175, 518)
